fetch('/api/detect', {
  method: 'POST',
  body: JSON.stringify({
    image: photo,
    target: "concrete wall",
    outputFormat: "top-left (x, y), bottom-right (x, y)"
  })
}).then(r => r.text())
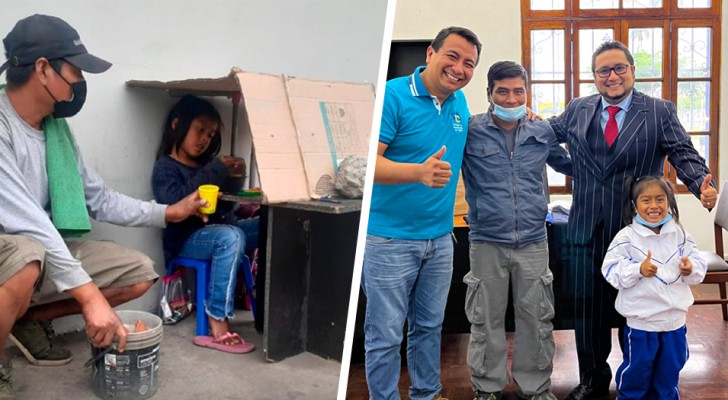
top-left (393, 0), bottom-right (727, 252)
top-left (1, 0), bottom-right (387, 331)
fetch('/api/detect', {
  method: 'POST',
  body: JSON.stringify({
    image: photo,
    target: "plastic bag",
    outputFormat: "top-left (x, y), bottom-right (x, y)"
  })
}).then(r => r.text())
top-left (335, 155), bottom-right (366, 198)
top-left (159, 269), bottom-right (193, 324)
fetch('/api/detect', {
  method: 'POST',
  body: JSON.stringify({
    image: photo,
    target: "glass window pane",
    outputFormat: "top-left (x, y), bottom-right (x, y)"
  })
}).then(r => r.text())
top-left (673, 135), bottom-right (709, 186)
top-left (580, 0), bottom-right (618, 9)
top-left (547, 163), bottom-right (567, 186)
top-left (579, 82), bottom-right (598, 97)
top-left (531, 30), bottom-right (565, 80)
top-left (676, 81), bottom-right (710, 132)
top-left (678, 0), bottom-right (711, 8)
top-left (624, 0), bottom-right (662, 7)
top-left (579, 29), bottom-right (614, 80)
top-left (691, 135), bottom-right (710, 166)
top-left (690, 135), bottom-right (710, 165)
top-left (531, 0), bottom-right (565, 10)
top-left (629, 28), bottom-right (663, 79)
top-left (677, 27), bottom-right (712, 78)
top-left (634, 82), bottom-right (662, 99)
top-left (531, 83), bottom-right (566, 118)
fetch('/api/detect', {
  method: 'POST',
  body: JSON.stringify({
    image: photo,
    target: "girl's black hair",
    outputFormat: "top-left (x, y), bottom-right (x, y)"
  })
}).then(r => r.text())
top-left (155, 94), bottom-right (224, 163)
top-left (622, 175), bottom-right (681, 226)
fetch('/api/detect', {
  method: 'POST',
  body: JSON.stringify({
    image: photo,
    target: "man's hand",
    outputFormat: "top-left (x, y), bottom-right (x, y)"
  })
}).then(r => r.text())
top-left (700, 173), bottom-right (717, 209)
top-left (83, 301), bottom-right (128, 352)
top-left (640, 250), bottom-right (657, 277)
top-left (526, 107), bottom-right (543, 121)
top-left (69, 283), bottom-right (128, 352)
top-left (420, 146), bottom-right (451, 188)
top-left (679, 256), bottom-right (693, 276)
top-left (165, 191), bottom-right (209, 223)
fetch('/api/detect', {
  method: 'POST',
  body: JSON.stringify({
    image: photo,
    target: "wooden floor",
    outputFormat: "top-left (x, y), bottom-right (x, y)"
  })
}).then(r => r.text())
top-left (346, 285), bottom-right (728, 400)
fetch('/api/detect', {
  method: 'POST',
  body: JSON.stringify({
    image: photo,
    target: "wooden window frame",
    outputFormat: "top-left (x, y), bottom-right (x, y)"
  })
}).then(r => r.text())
top-left (521, 0), bottom-right (721, 194)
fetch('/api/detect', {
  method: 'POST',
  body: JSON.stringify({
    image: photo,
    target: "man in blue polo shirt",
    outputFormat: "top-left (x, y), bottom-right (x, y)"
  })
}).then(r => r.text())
top-left (362, 26), bottom-right (482, 400)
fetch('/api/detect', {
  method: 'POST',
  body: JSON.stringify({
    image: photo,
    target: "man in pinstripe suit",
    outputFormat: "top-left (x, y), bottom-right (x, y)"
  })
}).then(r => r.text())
top-left (549, 41), bottom-right (717, 400)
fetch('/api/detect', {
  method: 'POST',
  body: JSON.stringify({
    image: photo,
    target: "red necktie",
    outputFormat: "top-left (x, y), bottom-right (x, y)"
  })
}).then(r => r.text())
top-left (605, 106), bottom-right (620, 147)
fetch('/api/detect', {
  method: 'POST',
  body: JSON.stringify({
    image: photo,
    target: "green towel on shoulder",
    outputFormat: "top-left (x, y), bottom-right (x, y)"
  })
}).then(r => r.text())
top-left (44, 116), bottom-right (91, 237)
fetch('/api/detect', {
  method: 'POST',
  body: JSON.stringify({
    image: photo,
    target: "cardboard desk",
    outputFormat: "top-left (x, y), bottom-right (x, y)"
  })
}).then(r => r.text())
top-left (128, 70), bottom-right (372, 362)
top-left (127, 69), bottom-right (374, 202)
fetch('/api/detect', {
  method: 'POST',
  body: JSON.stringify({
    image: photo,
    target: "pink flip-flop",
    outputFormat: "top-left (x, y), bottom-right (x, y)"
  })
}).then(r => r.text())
top-left (193, 332), bottom-right (255, 354)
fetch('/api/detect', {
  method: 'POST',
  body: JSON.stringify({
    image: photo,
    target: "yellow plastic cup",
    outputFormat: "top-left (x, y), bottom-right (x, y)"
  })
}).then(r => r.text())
top-left (198, 185), bottom-right (219, 214)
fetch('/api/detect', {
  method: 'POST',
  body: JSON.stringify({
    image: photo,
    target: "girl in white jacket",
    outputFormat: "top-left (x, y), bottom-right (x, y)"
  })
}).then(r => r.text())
top-left (602, 176), bottom-right (707, 400)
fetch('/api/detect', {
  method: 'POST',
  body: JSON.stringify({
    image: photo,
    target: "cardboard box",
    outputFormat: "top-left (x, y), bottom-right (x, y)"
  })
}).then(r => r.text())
top-left (127, 68), bottom-right (375, 203)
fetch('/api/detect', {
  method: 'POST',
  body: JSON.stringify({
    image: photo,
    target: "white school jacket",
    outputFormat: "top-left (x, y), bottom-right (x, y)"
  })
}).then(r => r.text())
top-left (602, 219), bottom-right (707, 332)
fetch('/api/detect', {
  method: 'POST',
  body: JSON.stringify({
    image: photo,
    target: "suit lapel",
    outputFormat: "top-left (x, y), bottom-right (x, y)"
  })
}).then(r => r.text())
top-left (604, 91), bottom-right (650, 174)
top-left (576, 96), bottom-right (603, 176)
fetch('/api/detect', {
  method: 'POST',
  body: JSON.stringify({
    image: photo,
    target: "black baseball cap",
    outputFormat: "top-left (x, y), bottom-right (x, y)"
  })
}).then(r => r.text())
top-left (0, 14), bottom-right (111, 75)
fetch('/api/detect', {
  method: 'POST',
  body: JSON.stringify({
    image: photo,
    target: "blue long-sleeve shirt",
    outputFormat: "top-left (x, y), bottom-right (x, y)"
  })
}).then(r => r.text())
top-left (151, 155), bottom-right (243, 260)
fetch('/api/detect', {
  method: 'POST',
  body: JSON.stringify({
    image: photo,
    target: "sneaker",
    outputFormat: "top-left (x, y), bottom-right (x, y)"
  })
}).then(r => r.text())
top-left (9, 320), bottom-right (72, 366)
top-left (0, 359), bottom-right (16, 400)
top-left (474, 391), bottom-right (503, 400)
top-left (433, 394), bottom-right (449, 400)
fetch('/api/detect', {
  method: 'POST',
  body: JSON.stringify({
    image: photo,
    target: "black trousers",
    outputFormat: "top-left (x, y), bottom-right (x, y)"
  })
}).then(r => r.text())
top-left (568, 224), bottom-right (625, 388)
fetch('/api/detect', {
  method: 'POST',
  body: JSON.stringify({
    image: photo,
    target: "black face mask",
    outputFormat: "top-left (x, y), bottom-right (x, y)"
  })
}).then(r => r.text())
top-left (44, 64), bottom-right (87, 118)
top-left (51, 80), bottom-right (86, 118)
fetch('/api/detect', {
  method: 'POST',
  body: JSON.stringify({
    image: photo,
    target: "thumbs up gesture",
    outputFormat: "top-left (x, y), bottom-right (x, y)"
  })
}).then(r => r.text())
top-left (420, 146), bottom-right (452, 188)
top-left (679, 256), bottom-right (693, 276)
top-left (640, 250), bottom-right (657, 277)
top-left (700, 173), bottom-right (717, 209)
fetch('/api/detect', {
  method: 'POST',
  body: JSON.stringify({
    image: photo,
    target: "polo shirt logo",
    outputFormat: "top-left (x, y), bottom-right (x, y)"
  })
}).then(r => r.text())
top-left (452, 113), bottom-right (464, 133)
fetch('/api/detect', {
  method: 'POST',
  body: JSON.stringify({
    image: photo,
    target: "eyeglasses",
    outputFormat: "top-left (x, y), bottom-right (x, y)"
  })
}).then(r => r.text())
top-left (594, 63), bottom-right (631, 78)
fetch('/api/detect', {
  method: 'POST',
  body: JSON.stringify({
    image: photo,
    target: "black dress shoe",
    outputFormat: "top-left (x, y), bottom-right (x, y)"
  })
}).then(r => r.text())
top-left (564, 383), bottom-right (610, 400)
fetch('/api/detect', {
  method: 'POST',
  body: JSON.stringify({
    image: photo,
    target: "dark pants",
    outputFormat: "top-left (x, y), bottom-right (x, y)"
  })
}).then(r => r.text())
top-left (615, 325), bottom-right (688, 400)
top-left (569, 225), bottom-right (624, 389)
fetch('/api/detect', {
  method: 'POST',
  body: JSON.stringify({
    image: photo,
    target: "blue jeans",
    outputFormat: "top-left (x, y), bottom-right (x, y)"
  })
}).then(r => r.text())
top-left (177, 217), bottom-right (260, 321)
top-left (361, 233), bottom-right (453, 400)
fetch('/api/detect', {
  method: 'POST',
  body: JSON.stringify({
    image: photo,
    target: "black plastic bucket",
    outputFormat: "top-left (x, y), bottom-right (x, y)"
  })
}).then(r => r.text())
top-left (90, 310), bottom-right (163, 400)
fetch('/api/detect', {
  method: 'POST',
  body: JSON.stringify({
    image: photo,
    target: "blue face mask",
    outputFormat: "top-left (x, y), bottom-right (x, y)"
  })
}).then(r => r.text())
top-left (492, 103), bottom-right (527, 122)
top-left (635, 213), bottom-right (673, 228)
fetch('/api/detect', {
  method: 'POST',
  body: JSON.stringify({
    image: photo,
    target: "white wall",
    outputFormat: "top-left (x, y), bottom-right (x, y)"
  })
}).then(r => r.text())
top-left (1, 0), bottom-right (387, 331)
top-left (393, 0), bottom-right (726, 252)
top-left (393, 0), bottom-right (523, 114)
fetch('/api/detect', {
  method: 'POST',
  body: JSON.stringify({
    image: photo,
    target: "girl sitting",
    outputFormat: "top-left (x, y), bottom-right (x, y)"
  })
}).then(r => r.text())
top-left (152, 95), bottom-right (258, 354)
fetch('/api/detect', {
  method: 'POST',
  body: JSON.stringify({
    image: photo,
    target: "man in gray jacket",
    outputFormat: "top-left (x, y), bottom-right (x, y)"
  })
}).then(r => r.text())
top-left (461, 61), bottom-right (572, 400)
top-left (0, 14), bottom-right (206, 398)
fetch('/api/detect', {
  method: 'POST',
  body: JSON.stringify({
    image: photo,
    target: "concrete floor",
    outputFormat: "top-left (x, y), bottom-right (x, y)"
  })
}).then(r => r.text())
top-left (6, 312), bottom-right (342, 400)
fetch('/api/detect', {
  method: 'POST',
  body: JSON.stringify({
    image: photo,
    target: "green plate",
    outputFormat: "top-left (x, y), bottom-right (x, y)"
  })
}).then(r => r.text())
top-left (237, 190), bottom-right (262, 197)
